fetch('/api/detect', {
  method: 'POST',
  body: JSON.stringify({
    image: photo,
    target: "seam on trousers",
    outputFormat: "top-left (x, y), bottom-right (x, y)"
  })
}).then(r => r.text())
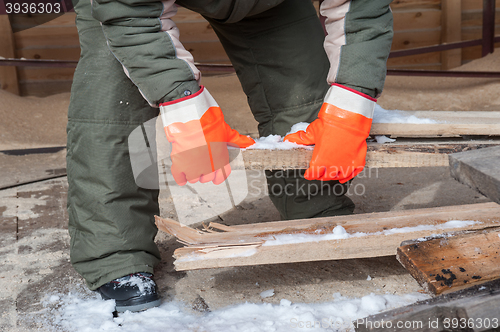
top-left (247, 49), bottom-right (274, 133)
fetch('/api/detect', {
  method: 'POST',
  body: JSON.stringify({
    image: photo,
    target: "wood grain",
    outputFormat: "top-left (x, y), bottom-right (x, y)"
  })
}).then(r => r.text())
top-left (397, 228), bottom-right (500, 295)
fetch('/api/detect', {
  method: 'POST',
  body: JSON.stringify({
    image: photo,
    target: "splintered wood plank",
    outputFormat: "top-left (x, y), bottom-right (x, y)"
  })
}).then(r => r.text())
top-left (155, 202), bottom-right (500, 271)
top-left (449, 146), bottom-right (500, 204)
top-left (355, 279), bottom-right (500, 332)
top-left (397, 228), bottom-right (500, 296)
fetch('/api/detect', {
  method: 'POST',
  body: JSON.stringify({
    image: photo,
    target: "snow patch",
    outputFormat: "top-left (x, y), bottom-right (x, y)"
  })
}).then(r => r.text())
top-left (373, 104), bottom-right (439, 124)
top-left (245, 135), bottom-right (313, 151)
top-left (262, 220), bottom-right (481, 246)
top-left (115, 274), bottom-right (156, 296)
top-left (374, 135), bottom-right (396, 144)
top-left (285, 122), bottom-right (310, 136)
top-left (260, 289), bottom-right (275, 298)
top-left (246, 105), bottom-right (439, 151)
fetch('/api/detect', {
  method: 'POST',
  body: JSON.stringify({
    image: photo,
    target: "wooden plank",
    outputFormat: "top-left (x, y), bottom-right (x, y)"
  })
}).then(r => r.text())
top-left (0, 16), bottom-right (20, 95)
top-left (16, 47), bottom-right (80, 61)
top-left (355, 279), bottom-right (500, 332)
top-left (397, 228), bottom-right (500, 296)
top-left (390, 0), bottom-right (441, 10)
top-left (372, 123), bottom-right (500, 138)
top-left (449, 146), bottom-right (500, 204)
top-left (387, 51), bottom-right (441, 68)
top-left (462, 9), bottom-right (500, 27)
top-left (183, 41), bottom-right (229, 63)
top-left (17, 67), bottom-right (75, 81)
top-left (9, 12), bottom-right (76, 29)
top-left (372, 111), bottom-right (500, 137)
top-left (173, 6), bottom-right (206, 22)
top-left (155, 202), bottom-right (500, 271)
top-left (14, 26), bottom-right (79, 49)
top-left (393, 9), bottom-right (441, 32)
top-left (240, 143), bottom-right (498, 170)
top-left (177, 22), bottom-right (218, 43)
top-left (391, 29), bottom-right (442, 51)
top-left (441, 0), bottom-right (462, 70)
top-left (462, 0), bottom-right (500, 11)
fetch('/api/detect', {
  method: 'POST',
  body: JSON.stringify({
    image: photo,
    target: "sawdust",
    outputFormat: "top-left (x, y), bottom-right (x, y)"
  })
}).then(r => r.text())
top-left (2, 51), bottom-right (500, 150)
top-left (379, 52), bottom-right (500, 112)
top-left (0, 90), bottom-right (69, 150)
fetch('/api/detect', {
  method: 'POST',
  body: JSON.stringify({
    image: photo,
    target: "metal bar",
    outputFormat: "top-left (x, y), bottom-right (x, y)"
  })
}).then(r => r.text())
top-left (482, 0), bottom-right (496, 56)
top-left (194, 63), bottom-right (235, 72)
top-left (0, 59), bottom-right (78, 68)
top-left (387, 69), bottom-right (500, 78)
top-left (389, 39), bottom-right (484, 58)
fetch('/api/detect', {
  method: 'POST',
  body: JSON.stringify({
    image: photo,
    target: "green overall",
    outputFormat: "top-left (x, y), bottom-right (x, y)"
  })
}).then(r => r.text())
top-left (67, 0), bottom-right (393, 289)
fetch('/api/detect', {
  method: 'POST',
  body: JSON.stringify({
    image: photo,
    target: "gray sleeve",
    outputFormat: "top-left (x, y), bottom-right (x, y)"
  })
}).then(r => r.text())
top-left (321, 0), bottom-right (393, 98)
top-left (91, 0), bottom-right (200, 105)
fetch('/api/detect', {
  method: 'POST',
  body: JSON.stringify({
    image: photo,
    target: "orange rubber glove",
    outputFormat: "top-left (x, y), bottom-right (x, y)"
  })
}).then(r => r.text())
top-left (284, 84), bottom-right (375, 183)
top-left (160, 86), bottom-right (255, 186)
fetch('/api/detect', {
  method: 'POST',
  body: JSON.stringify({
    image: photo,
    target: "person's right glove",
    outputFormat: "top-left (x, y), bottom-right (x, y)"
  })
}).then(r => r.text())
top-left (284, 84), bottom-right (375, 183)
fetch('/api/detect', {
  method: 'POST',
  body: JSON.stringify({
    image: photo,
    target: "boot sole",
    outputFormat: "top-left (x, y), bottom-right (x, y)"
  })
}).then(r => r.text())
top-left (115, 298), bottom-right (162, 313)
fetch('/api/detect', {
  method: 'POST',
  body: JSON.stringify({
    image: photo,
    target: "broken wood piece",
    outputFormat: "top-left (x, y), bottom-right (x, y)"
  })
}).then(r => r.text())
top-left (355, 279), bottom-right (500, 332)
top-left (397, 227), bottom-right (500, 295)
top-left (449, 145), bottom-right (500, 204)
top-left (155, 202), bottom-right (500, 271)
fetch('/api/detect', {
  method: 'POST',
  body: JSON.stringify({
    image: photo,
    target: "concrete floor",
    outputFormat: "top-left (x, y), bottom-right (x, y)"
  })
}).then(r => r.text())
top-left (0, 73), bottom-right (493, 331)
top-left (0, 156), bottom-right (489, 330)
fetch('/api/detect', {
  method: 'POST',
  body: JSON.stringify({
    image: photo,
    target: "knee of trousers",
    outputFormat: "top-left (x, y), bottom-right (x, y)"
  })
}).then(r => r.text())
top-left (265, 170), bottom-right (355, 220)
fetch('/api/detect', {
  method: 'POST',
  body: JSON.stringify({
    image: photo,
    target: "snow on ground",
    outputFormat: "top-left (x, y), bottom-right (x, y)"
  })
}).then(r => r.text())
top-left (41, 290), bottom-right (429, 332)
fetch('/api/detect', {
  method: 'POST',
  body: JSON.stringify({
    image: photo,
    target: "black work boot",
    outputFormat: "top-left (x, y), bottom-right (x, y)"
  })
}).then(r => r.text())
top-left (97, 272), bottom-right (162, 312)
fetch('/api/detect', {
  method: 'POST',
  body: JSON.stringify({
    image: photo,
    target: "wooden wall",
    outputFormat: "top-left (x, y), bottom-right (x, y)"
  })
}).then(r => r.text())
top-left (1, 0), bottom-right (500, 96)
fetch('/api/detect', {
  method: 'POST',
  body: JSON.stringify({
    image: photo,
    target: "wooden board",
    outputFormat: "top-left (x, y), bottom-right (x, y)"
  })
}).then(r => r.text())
top-left (449, 146), bottom-right (500, 204)
top-left (155, 202), bottom-right (500, 271)
top-left (239, 142), bottom-right (498, 170)
top-left (397, 228), bottom-right (500, 295)
top-left (355, 279), bottom-right (500, 332)
top-left (371, 111), bottom-right (500, 138)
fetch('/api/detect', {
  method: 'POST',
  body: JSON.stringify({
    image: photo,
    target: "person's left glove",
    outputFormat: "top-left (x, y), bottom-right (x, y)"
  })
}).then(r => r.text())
top-left (284, 84), bottom-right (375, 183)
top-left (160, 86), bottom-right (255, 186)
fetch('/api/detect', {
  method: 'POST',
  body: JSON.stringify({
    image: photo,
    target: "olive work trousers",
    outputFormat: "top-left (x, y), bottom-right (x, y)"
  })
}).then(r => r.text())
top-left (67, 0), bottom-right (354, 290)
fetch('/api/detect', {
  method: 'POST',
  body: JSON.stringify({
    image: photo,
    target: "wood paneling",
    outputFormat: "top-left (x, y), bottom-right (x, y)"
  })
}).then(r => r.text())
top-left (0, 16), bottom-right (20, 94)
top-left (4, 1), bottom-right (500, 96)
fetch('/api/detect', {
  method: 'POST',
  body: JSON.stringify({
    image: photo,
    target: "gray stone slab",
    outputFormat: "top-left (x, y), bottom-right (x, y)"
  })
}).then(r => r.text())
top-left (449, 146), bottom-right (500, 204)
